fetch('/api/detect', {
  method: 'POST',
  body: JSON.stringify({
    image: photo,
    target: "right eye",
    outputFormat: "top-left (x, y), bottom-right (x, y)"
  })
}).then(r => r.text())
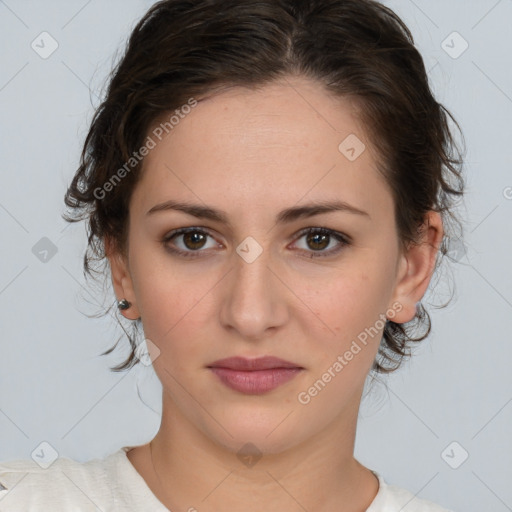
top-left (162, 227), bottom-right (222, 258)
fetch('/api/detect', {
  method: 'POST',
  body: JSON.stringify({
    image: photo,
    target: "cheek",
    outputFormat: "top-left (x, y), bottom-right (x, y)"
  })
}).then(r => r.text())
top-left (135, 274), bottom-right (211, 345)
top-left (296, 260), bottom-right (396, 378)
top-left (303, 267), bottom-right (390, 337)
top-left (129, 233), bottom-right (206, 319)
top-left (293, 271), bottom-right (392, 412)
top-left (128, 245), bottom-right (222, 367)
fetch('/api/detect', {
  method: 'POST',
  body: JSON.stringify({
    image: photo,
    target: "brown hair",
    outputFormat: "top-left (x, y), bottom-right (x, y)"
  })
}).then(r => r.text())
top-left (63, 0), bottom-right (465, 373)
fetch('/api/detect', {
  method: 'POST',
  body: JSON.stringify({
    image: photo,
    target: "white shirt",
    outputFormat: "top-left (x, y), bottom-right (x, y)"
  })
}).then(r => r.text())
top-left (0, 446), bottom-right (454, 511)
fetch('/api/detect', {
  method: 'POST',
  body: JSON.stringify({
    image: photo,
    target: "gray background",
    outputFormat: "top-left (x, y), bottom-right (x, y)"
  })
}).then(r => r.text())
top-left (0, 1), bottom-right (511, 511)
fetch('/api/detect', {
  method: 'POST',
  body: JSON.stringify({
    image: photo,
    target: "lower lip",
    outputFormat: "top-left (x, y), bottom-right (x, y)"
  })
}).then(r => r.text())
top-left (209, 367), bottom-right (302, 394)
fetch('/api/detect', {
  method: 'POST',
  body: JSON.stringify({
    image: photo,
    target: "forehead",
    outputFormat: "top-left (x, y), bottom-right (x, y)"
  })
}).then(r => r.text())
top-left (131, 77), bottom-right (392, 223)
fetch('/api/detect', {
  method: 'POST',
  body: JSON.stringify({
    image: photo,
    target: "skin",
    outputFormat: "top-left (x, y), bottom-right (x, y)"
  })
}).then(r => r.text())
top-left (106, 75), bottom-right (443, 511)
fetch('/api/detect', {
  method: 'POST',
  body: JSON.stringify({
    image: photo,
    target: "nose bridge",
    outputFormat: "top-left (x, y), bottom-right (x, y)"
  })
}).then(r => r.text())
top-left (220, 238), bottom-right (287, 338)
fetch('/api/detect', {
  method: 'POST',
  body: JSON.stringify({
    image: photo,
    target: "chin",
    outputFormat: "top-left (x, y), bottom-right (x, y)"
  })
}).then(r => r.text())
top-left (202, 413), bottom-right (308, 458)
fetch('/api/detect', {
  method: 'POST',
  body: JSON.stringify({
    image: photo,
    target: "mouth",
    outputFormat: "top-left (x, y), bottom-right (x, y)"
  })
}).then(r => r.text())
top-left (207, 356), bottom-right (304, 395)
top-left (207, 356), bottom-right (303, 371)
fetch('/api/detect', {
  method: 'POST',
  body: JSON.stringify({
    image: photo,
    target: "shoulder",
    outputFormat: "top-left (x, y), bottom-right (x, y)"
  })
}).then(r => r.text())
top-left (368, 471), bottom-right (455, 512)
top-left (0, 450), bottom-right (120, 511)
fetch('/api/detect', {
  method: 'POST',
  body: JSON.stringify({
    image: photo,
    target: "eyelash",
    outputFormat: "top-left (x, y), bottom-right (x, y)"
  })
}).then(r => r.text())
top-left (161, 227), bottom-right (351, 259)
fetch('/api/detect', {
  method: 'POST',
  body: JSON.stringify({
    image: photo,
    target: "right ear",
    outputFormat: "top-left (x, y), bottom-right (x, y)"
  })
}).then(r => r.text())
top-left (104, 236), bottom-right (141, 320)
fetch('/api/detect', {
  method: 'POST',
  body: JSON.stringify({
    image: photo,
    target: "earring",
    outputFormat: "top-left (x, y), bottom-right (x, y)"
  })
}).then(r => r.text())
top-left (117, 299), bottom-right (132, 310)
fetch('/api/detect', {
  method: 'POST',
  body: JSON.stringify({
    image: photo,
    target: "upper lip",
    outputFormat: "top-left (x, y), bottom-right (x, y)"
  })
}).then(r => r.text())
top-left (207, 356), bottom-right (302, 371)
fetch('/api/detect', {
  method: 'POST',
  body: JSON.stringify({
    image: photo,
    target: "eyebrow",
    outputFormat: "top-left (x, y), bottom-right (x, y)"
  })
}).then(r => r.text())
top-left (146, 199), bottom-right (370, 225)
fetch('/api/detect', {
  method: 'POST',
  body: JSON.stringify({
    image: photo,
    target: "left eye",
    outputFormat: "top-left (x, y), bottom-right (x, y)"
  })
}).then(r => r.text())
top-left (292, 227), bottom-right (350, 258)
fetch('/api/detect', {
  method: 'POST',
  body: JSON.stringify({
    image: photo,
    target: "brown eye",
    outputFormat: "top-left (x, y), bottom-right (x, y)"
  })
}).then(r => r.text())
top-left (182, 231), bottom-right (207, 250)
top-left (306, 231), bottom-right (330, 251)
top-left (293, 227), bottom-right (351, 258)
top-left (162, 227), bottom-right (220, 258)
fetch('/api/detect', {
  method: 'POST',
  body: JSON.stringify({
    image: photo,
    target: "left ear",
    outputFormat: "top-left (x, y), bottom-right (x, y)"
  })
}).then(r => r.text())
top-left (105, 235), bottom-right (141, 321)
top-left (388, 211), bottom-right (444, 323)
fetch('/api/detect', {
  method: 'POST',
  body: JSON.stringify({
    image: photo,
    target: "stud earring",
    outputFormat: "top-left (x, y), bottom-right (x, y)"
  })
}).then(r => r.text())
top-left (117, 299), bottom-right (132, 310)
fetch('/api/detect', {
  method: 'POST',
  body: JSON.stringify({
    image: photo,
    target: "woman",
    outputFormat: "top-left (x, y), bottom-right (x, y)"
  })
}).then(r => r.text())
top-left (0, 0), bottom-right (464, 510)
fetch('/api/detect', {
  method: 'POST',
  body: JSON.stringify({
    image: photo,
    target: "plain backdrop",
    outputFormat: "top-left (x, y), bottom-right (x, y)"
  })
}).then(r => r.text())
top-left (0, 1), bottom-right (511, 511)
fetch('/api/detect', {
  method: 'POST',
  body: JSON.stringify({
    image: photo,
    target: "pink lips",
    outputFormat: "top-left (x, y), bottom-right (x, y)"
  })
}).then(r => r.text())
top-left (207, 356), bottom-right (303, 394)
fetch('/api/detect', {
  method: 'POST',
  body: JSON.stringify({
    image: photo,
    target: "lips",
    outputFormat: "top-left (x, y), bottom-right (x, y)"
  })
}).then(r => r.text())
top-left (207, 356), bottom-right (304, 394)
top-left (207, 356), bottom-right (302, 371)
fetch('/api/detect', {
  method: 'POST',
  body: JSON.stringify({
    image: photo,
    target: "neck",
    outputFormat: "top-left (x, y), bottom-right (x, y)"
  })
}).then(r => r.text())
top-left (141, 391), bottom-right (379, 512)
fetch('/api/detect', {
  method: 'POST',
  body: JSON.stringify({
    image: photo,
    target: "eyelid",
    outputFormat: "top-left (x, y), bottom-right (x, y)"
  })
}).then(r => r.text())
top-left (293, 226), bottom-right (352, 245)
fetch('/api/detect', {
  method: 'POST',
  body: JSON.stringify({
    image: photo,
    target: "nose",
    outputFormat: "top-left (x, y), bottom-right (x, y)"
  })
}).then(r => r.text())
top-left (219, 244), bottom-right (289, 340)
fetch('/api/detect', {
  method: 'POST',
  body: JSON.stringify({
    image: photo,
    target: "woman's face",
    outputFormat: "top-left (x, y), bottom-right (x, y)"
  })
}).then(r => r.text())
top-left (110, 76), bottom-right (436, 454)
